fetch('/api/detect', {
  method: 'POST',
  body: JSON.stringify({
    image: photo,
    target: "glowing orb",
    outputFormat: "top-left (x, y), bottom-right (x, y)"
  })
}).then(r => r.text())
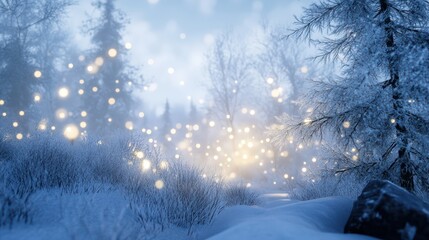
top-left (108, 98), bottom-right (116, 105)
top-left (63, 124), bottom-right (80, 140)
top-left (135, 151), bottom-right (145, 159)
top-left (159, 161), bottom-right (169, 170)
top-left (81, 111), bottom-right (87, 117)
top-left (38, 122), bottom-right (47, 131)
top-left (125, 121), bottom-right (134, 130)
top-left (95, 57), bottom-right (104, 66)
top-left (108, 48), bottom-right (117, 58)
top-left (12, 122), bottom-right (18, 127)
top-left (56, 108), bottom-right (68, 120)
top-left (138, 112), bottom-right (145, 118)
top-left (167, 67), bottom-right (175, 74)
top-left (19, 111), bottom-right (25, 116)
top-left (34, 70), bottom-right (42, 78)
top-left (266, 77), bottom-right (274, 84)
top-left (342, 121), bottom-right (351, 128)
top-left (58, 87), bottom-right (69, 98)
top-left (209, 121), bottom-right (215, 127)
top-left (0, 99), bottom-right (4, 105)
top-left (80, 122), bottom-right (87, 129)
top-left (141, 159), bottom-right (151, 171)
top-left (300, 66), bottom-right (309, 74)
top-left (155, 180), bottom-right (164, 189)
top-left (16, 133), bottom-right (23, 140)
top-left (125, 42), bottom-right (132, 49)
top-left (271, 88), bottom-right (281, 98)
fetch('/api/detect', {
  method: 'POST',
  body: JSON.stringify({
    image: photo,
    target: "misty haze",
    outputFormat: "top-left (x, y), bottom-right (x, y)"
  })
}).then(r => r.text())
top-left (1, 0), bottom-right (429, 239)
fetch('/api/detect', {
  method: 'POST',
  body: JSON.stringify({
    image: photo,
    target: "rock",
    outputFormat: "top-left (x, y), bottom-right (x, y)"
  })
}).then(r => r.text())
top-left (344, 180), bottom-right (429, 240)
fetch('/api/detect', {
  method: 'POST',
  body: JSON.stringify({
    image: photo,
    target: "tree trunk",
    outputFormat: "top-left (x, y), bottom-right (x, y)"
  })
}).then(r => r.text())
top-left (380, 0), bottom-right (414, 191)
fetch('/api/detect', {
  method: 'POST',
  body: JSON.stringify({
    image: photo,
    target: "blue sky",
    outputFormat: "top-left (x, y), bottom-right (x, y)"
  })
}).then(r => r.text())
top-left (67, 0), bottom-right (313, 115)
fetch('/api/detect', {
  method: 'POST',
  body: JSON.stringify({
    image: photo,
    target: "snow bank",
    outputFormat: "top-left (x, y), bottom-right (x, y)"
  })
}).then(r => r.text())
top-left (199, 194), bottom-right (377, 240)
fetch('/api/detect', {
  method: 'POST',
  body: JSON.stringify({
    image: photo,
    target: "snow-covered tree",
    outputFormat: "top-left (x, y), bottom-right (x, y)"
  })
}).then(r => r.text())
top-left (206, 33), bottom-right (253, 133)
top-left (272, 0), bottom-right (429, 192)
top-left (254, 25), bottom-right (317, 124)
top-left (0, 0), bottom-right (72, 132)
top-left (81, 0), bottom-right (142, 136)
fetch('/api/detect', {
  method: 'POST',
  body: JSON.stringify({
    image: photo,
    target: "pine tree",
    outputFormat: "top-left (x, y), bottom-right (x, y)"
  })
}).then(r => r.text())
top-left (273, 0), bottom-right (429, 191)
top-left (81, 0), bottom-right (142, 136)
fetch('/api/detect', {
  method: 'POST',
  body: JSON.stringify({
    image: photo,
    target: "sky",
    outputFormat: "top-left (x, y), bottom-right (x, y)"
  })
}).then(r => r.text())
top-left (67, 0), bottom-right (313, 115)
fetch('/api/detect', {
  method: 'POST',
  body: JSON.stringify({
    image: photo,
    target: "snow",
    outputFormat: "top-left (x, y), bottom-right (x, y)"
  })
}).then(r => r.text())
top-left (0, 191), bottom-right (377, 240)
top-left (198, 194), bottom-right (377, 240)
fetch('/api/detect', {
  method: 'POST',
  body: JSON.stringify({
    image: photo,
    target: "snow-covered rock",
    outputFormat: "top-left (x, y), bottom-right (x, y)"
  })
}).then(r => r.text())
top-left (345, 180), bottom-right (429, 240)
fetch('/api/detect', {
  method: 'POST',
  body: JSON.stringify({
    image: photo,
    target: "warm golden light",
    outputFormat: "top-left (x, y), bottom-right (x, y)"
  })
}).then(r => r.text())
top-left (108, 98), bottom-right (116, 105)
top-left (108, 48), bottom-right (118, 58)
top-left (34, 70), bottom-right (42, 78)
top-left (342, 121), bottom-right (351, 129)
top-left (58, 87), bottom-right (69, 98)
top-left (155, 180), bottom-right (164, 189)
top-left (95, 57), bottom-right (104, 66)
top-left (63, 124), bottom-right (80, 140)
top-left (16, 133), bottom-right (23, 140)
top-left (56, 108), bottom-right (68, 120)
top-left (125, 121), bottom-right (134, 130)
top-left (141, 159), bottom-right (151, 171)
top-left (135, 151), bottom-right (145, 159)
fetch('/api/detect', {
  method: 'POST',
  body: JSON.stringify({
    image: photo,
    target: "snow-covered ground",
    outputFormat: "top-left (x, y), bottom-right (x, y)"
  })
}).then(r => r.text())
top-left (0, 191), bottom-right (377, 240)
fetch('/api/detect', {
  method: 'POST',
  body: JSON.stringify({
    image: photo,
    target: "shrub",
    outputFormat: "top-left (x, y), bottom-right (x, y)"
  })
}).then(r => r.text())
top-left (284, 174), bottom-right (366, 201)
top-left (224, 185), bottom-right (260, 206)
top-left (7, 135), bottom-right (81, 195)
top-left (0, 188), bottom-right (32, 227)
top-left (126, 161), bottom-right (224, 235)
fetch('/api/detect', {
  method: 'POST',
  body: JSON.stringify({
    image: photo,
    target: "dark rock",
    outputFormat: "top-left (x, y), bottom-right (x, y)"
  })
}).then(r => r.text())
top-left (345, 180), bottom-right (429, 240)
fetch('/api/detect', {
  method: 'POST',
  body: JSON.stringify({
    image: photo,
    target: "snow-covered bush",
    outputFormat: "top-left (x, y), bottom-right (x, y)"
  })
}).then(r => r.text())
top-left (7, 134), bottom-right (82, 195)
top-left (285, 175), bottom-right (365, 201)
top-left (126, 161), bottom-right (224, 235)
top-left (164, 163), bottom-right (224, 233)
top-left (224, 184), bottom-right (260, 206)
top-left (0, 189), bottom-right (32, 227)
